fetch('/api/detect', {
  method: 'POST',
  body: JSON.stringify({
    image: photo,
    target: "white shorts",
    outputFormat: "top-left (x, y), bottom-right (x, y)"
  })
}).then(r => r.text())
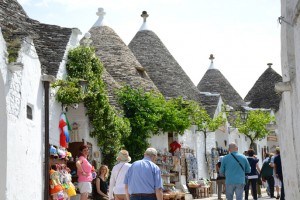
top-left (78, 182), bottom-right (92, 194)
top-left (274, 176), bottom-right (281, 187)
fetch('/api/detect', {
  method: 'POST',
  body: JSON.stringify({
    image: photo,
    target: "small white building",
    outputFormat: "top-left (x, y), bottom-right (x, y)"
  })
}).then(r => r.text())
top-left (277, 0), bottom-right (300, 199)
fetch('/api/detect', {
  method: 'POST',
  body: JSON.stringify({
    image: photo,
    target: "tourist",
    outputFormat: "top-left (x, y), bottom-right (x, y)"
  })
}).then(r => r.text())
top-left (220, 143), bottom-right (251, 200)
top-left (76, 144), bottom-right (93, 200)
top-left (216, 156), bottom-right (225, 200)
top-left (244, 149), bottom-right (260, 200)
top-left (274, 148), bottom-right (285, 200)
top-left (261, 153), bottom-right (275, 198)
top-left (124, 147), bottom-right (163, 200)
top-left (109, 150), bottom-right (132, 200)
top-left (270, 147), bottom-right (281, 199)
top-left (94, 165), bottom-right (110, 200)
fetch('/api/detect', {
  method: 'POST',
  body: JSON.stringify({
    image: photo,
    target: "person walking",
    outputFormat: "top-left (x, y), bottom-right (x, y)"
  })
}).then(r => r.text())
top-left (274, 148), bottom-right (285, 200)
top-left (220, 143), bottom-right (251, 200)
top-left (244, 149), bottom-right (260, 200)
top-left (270, 147), bottom-right (281, 199)
top-left (76, 144), bottom-right (93, 200)
top-left (108, 150), bottom-right (132, 200)
top-left (261, 153), bottom-right (275, 198)
top-left (216, 156), bottom-right (225, 200)
top-left (124, 147), bottom-right (163, 200)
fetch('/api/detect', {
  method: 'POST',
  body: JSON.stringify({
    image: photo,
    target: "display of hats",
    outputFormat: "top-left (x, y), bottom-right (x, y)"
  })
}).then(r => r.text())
top-left (57, 148), bottom-right (66, 159)
top-left (67, 151), bottom-right (72, 158)
top-left (50, 145), bottom-right (58, 158)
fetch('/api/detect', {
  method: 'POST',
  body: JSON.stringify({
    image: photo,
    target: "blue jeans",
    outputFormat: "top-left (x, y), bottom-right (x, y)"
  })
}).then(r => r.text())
top-left (226, 184), bottom-right (245, 200)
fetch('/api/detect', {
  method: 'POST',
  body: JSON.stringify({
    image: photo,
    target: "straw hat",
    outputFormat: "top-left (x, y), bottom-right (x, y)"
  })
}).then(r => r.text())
top-left (116, 150), bottom-right (131, 162)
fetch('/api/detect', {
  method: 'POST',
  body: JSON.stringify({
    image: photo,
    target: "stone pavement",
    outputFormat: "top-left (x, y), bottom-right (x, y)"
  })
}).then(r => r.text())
top-left (194, 188), bottom-right (271, 200)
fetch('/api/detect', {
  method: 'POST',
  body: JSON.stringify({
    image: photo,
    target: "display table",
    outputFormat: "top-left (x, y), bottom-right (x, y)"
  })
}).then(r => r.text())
top-left (188, 184), bottom-right (211, 199)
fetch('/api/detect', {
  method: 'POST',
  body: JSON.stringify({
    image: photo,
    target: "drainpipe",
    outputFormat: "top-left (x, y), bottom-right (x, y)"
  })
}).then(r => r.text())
top-left (41, 75), bottom-right (56, 200)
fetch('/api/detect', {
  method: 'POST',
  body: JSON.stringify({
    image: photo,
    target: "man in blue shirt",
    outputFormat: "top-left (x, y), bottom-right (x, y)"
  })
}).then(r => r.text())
top-left (124, 147), bottom-right (163, 200)
top-left (220, 143), bottom-right (251, 200)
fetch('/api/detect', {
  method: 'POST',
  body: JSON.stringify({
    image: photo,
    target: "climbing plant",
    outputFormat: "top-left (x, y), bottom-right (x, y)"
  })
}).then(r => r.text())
top-left (52, 46), bottom-right (131, 169)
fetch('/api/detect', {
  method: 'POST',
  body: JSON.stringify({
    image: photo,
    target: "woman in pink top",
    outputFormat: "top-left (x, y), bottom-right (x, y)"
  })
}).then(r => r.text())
top-left (76, 144), bottom-right (93, 200)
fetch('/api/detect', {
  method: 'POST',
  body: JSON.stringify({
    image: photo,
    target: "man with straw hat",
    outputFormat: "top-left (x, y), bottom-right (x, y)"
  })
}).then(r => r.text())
top-left (109, 150), bottom-right (132, 200)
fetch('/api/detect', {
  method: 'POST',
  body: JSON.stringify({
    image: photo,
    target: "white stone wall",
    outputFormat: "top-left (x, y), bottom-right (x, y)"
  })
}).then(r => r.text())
top-left (279, 0), bottom-right (300, 199)
top-left (0, 28), bottom-right (8, 200)
top-left (5, 37), bottom-right (44, 200)
top-left (148, 133), bottom-right (169, 151)
top-left (0, 27), bottom-right (82, 199)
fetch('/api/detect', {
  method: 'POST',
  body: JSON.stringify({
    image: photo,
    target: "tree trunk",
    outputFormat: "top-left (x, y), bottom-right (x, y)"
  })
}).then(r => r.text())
top-left (249, 138), bottom-right (255, 149)
top-left (204, 131), bottom-right (208, 165)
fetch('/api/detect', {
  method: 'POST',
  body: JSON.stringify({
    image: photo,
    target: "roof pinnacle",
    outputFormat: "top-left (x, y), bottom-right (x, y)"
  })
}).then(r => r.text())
top-left (96, 8), bottom-right (106, 17)
top-left (209, 54), bottom-right (215, 63)
top-left (267, 63), bottom-right (273, 68)
top-left (141, 11), bottom-right (149, 22)
top-left (92, 8), bottom-right (106, 27)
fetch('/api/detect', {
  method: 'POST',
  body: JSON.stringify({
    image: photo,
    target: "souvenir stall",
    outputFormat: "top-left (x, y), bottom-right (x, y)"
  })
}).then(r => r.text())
top-left (206, 147), bottom-right (228, 195)
top-left (49, 145), bottom-right (76, 200)
top-left (49, 112), bottom-right (99, 200)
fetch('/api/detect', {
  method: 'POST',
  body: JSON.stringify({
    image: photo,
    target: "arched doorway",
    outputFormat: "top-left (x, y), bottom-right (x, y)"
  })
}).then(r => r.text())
top-left (0, 73), bottom-right (7, 199)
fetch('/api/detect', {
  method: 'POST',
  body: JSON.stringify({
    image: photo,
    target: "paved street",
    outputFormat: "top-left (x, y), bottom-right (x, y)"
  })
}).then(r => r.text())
top-left (194, 188), bottom-right (271, 200)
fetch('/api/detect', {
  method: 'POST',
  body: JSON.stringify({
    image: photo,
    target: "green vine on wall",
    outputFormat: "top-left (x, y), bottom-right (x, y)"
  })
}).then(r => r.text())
top-left (52, 46), bottom-right (131, 169)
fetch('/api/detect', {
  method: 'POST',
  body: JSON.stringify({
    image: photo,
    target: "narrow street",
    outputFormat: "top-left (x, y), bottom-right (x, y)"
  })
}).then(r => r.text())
top-left (194, 188), bottom-right (270, 200)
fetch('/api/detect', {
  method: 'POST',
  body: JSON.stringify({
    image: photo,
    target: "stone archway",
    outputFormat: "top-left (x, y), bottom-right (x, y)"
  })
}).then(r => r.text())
top-left (0, 73), bottom-right (7, 199)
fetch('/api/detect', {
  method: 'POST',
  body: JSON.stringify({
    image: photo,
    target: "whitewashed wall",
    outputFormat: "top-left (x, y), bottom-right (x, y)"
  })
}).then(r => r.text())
top-left (278, 0), bottom-right (300, 199)
top-left (148, 133), bottom-right (169, 151)
top-left (0, 27), bottom-right (81, 199)
top-left (5, 37), bottom-right (44, 200)
top-left (0, 28), bottom-right (8, 200)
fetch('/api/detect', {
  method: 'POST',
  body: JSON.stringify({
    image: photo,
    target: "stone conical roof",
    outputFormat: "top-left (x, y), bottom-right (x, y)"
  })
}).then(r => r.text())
top-left (101, 69), bottom-right (122, 110)
top-left (244, 64), bottom-right (282, 111)
top-left (0, 0), bottom-right (73, 76)
top-left (197, 55), bottom-right (245, 109)
top-left (199, 93), bottom-right (221, 118)
top-left (128, 11), bottom-right (201, 102)
top-left (86, 9), bottom-right (158, 93)
top-left (88, 26), bottom-right (158, 92)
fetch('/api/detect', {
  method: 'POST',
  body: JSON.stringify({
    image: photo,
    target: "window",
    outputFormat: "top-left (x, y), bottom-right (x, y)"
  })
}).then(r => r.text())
top-left (27, 105), bottom-right (33, 120)
top-left (136, 69), bottom-right (145, 78)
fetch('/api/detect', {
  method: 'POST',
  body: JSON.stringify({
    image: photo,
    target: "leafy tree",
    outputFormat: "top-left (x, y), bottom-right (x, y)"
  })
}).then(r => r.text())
top-left (188, 101), bottom-right (225, 164)
top-left (116, 86), bottom-right (195, 161)
top-left (234, 109), bottom-right (274, 148)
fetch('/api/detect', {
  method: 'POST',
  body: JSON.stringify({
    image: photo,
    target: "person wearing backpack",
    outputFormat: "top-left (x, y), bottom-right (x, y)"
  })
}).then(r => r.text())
top-left (261, 153), bottom-right (275, 198)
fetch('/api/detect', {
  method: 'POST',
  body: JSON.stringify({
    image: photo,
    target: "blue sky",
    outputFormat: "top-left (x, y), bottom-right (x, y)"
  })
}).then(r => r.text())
top-left (18, 0), bottom-right (281, 98)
